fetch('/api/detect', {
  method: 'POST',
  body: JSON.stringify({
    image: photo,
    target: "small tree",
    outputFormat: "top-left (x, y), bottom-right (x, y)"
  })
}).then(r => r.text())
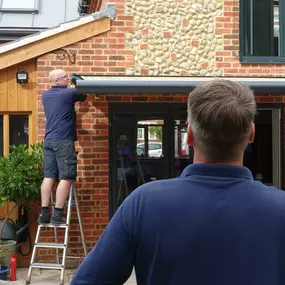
top-left (0, 142), bottom-right (44, 239)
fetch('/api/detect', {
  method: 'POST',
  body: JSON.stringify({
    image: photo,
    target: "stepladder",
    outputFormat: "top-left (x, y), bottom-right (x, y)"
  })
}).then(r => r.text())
top-left (26, 183), bottom-right (87, 285)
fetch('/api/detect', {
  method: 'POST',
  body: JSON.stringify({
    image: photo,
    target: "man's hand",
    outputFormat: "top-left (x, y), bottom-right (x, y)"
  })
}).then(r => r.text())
top-left (70, 84), bottom-right (76, 88)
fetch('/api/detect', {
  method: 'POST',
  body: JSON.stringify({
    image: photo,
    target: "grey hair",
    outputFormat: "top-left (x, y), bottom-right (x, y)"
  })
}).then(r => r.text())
top-left (187, 79), bottom-right (256, 161)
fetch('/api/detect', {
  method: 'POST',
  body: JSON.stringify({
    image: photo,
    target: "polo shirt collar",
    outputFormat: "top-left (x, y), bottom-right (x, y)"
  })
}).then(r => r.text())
top-left (51, 86), bottom-right (66, 89)
top-left (181, 163), bottom-right (253, 180)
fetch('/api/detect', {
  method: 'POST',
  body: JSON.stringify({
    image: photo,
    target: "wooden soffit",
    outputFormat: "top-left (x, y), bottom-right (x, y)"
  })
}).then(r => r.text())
top-left (0, 17), bottom-right (111, 70)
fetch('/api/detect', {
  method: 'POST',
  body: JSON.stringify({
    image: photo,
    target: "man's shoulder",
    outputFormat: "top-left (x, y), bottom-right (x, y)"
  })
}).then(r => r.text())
top-left (130, 177), bottom-right (184, 198)
top-left (256, 181), bottom-right (285, 199)
top-left (42, 88), bottom-right (52, 97)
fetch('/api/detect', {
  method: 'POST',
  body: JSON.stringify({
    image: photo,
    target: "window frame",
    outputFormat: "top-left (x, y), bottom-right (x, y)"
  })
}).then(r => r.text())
top-left (0, 0), bottom-right (39, 13)
top-left (239, 0), bottom-right (285, 63)
top-left (0, 113), bottom-right (31, 157)
top-left (137, 127), bottom-right (144, 140)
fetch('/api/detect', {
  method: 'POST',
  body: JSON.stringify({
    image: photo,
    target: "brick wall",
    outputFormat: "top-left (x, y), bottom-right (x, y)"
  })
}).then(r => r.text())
top-left (33, 0), bottom-right (285, 264)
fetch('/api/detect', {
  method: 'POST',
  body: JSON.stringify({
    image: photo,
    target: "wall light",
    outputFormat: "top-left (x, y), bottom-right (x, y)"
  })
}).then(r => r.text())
top-left (16, 70), bottom-right (29, 84)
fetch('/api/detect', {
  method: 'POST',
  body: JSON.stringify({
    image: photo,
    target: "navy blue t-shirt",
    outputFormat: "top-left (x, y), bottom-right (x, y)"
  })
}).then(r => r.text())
top-left (71, 163), bottom-right (285, 285)
top-left (42, 86), bottom-right (87, 141)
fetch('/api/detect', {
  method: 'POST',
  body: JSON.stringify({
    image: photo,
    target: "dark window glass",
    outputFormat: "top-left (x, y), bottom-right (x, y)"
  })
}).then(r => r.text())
top-left (243, 0), bottom-right (280, 57)
top-left (9, 115), bottom-right (29, 149)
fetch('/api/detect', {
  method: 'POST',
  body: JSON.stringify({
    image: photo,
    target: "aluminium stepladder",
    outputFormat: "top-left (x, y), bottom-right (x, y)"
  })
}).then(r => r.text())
top-left (26, 183), bottom-right (87, 285)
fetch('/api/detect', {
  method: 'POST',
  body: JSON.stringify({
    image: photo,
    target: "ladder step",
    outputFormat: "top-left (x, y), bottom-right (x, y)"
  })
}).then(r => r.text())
top-left (39, 224), bottom-right (68, 228)
top-left (35, 243), bottom-right (66, 249)
top-left (30, 263), bottom-right (63, 270)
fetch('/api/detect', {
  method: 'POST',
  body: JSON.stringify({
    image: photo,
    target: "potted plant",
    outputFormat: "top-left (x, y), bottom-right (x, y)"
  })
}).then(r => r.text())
top-left (0, 142), bottom-right (44, 263)
top-left (0, 242), bottom-right (8, 280)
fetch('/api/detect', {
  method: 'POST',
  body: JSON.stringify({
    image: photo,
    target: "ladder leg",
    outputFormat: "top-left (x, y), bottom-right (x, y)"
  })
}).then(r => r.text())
top-left (59, 184), bottom-right (73, 285)
top-left (73, 184), bottom-right (87, 256)
top-left (26, 225), bottom-right (42, 284)
top-left (51, 189), bottom-right (60, 264)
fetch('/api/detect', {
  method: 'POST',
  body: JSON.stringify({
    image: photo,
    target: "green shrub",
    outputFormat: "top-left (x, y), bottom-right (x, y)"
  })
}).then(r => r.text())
top-left (0, 142), bottom-right (44, 207)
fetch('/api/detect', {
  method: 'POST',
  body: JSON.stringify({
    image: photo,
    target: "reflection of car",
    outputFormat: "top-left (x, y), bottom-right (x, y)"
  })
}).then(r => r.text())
top-left (136, 142), bottom-right (162, 157)
top-left (181, 131), bottom-right (189, 155)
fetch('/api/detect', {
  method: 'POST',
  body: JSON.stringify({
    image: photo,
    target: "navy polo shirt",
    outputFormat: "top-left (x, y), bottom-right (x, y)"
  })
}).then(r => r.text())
top-left (71, 163), bottom-right (285, 285)
top-left (42, 86), bottom-right (87, 141)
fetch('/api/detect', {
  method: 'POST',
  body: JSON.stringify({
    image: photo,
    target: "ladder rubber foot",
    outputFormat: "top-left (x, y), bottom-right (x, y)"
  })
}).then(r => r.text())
top-left (26, 281), bottom-right (30, 285)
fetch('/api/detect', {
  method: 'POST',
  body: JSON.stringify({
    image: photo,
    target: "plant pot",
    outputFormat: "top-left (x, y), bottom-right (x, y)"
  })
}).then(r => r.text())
top-left (2, 240), bottom-right (17, 266)
top-left (0, 265), bottom-right (8, 280)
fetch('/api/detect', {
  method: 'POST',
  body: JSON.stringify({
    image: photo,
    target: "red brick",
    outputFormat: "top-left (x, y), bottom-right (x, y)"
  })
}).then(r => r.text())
top-left (140, 43), bottom-right (148, 49)
top-left (141, 29), bottom-right (148, 36)
top-left (163, 31), bottom-right (172, 38)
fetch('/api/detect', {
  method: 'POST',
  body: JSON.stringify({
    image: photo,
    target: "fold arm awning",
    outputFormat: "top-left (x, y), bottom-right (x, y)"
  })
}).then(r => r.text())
top-left (75, 75), bottom-right (285, 95)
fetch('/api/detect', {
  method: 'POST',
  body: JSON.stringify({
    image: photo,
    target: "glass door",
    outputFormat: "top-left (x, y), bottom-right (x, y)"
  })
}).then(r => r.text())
top-left (109, 103), bottom-right (172, 213)
top-left (243, 107), bottom-right (282, 188)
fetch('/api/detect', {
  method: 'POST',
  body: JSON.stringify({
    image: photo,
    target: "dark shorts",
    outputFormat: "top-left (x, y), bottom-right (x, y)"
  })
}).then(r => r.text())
top-left (43, 140), bottom-right (77, 180)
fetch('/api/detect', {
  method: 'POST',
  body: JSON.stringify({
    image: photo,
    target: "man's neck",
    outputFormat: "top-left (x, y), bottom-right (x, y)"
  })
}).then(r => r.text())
top-left (193, 153), bottom-right (243, 166)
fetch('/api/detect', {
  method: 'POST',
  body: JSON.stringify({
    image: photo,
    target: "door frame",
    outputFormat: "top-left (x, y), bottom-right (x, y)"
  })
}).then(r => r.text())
top-left (256, 103), bottom-right (284, 189)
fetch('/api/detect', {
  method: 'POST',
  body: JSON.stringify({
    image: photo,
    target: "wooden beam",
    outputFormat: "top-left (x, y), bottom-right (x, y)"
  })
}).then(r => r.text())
top-left (3, 114), bottom-right (9, 156)
top-left (0, 69), bottom-right (7, 111)
top-left (0, 17), bottom-right (111, 70)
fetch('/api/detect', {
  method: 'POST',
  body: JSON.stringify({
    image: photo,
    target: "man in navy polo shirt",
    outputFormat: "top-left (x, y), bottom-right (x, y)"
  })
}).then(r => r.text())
top-left (71, 80), bottom-right (285, 285)
top-left (38, 69), bottom-right (86, 225)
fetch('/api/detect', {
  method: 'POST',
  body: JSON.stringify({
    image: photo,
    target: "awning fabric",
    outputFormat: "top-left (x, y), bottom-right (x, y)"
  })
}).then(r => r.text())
top-left (75, 75), bottom-right (285, 95)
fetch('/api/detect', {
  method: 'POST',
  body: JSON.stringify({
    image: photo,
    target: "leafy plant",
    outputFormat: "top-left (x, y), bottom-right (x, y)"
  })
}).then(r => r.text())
top-left (0, 142), bottom-right (44, 239)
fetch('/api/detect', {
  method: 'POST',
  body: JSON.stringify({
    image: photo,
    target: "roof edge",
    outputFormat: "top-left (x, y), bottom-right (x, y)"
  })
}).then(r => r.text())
top-left (0, 4), bottom-right (116, 55)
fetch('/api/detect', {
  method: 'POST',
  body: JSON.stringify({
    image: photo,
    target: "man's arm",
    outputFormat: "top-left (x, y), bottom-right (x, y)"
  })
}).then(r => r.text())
top-left (70, 195), bottom-right (136, 285)
top-left (69, 87), bottom-right (87, 102)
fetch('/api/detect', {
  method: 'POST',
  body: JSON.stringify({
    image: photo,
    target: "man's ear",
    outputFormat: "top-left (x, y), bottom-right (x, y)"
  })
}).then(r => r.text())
top-left (248, 122), bottom-right (255, 144)
top-left (187, 124), bottom-right (194, 146)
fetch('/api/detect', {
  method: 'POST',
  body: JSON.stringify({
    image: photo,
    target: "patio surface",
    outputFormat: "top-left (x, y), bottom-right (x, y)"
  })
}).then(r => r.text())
top-left (0, 268), bottom-right (137, 285)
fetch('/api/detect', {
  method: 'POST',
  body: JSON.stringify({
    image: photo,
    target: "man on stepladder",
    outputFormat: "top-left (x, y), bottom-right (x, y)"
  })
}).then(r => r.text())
top-left (38, 69), bottom-right (87, 226)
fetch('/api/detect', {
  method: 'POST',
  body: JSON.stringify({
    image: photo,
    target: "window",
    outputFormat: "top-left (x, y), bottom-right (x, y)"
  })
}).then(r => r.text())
top-left (136, 120), bottom-right (164, 158)
top-left (137, 128), bottom-right (144, 140)
top-left (240, 0), bottom-right (285, 63)
top-left (9, 115), bottom-right (29, 149)
top-left (0, 114), bottom-right (29, 156)
top-left (0, 0), bottom-right (38, 12)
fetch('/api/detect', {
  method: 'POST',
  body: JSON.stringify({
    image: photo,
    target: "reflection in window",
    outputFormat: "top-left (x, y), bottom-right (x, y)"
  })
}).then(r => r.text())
top-left (0, 116), bottom-right (3, 157)
top-left (116, 134), bottom-right (141, 207)
top-left (175, 119), bottom-right (193, 177)
top-left (137, 128), bottom-right (144, 139)
top-left (274, 1), bottom-right (279, 56)
top-left (136, 120), bottom-right (163, 158)
top-left (175, 120), bottom-right (190, 157)
top-left (9, 115), bottom-right (29, 149)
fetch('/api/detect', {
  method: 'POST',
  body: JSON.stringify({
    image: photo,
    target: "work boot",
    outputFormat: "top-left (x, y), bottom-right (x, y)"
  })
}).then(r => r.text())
top-left (37, 212), bottom-right (51, 224)
top-left (51, 213), bottom-right (67, 226)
